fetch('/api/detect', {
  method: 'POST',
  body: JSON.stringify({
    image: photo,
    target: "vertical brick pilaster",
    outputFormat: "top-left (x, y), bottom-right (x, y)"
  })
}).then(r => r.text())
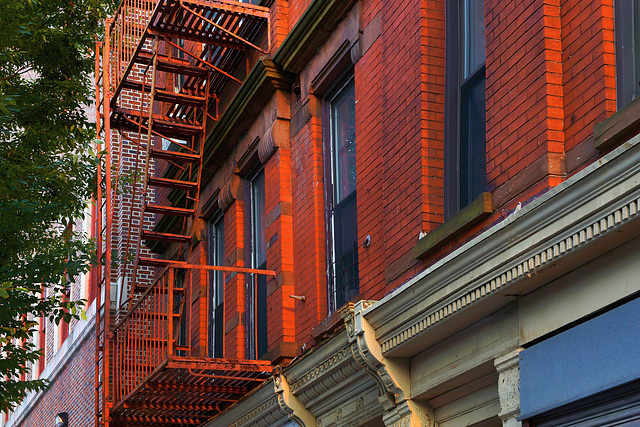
top-left (561, 0), bottom-right (616, 171)
top-left (264, 142), bottom-right (296, 362)
top-left (269, 0), bottom-right (290, 54)
top-left (486, 0), bottom-right (567, 209)
top-left (291, 93), bottom-right (327, 350)
top-left (419, 0), bottom-right (446, 234)
top-left (223, 200), bottom-right (247, 359)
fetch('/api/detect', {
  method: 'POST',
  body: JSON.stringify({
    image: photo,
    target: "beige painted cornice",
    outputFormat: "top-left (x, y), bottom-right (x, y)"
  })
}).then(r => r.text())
top-left (365, 134), bottom-right (640, 358)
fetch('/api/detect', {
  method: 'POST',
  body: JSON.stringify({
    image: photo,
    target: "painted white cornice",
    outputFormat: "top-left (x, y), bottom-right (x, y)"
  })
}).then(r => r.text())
top-left (285, 327), bottom-right (384, 425)
top-left (365, 134), bottom-right (640, 358)
top-left (206, 379), bottom-right (291, 427)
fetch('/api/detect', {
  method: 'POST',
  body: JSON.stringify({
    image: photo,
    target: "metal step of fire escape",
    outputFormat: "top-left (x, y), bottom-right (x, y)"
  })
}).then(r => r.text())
top-left (134, 52), bottom-right (209, 78)
top-left (155, 89), bottom-right (206, 107)
top-left (147, 176), bottom-right (199, 191)
top-left (137, 257), bottom-right (188, 268)
top-left (149, 147), bottom-right (201, 164)
top-left (144, 203), bottom-right (196, 217)
top-left (141, 230), bottom-right (191, 244)
top-left (110, 107), bottom-right (203, 137)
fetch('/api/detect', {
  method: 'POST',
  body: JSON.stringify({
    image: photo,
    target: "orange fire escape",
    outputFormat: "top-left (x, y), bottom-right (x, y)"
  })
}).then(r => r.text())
top-left (93, 1), bottom-right (274, 426)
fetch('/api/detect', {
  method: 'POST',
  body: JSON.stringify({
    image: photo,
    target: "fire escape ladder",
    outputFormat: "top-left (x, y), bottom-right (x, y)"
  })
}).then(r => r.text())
top-left (95, 1), bottom-right (274, 426)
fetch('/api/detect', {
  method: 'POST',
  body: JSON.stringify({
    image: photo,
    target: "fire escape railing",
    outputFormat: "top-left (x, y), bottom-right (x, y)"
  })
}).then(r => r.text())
top-left (108, 0), bottom-right (156, 92)
top-left (94, 1), bottom-right (272, 425)
top-left (111, 264), bottom-right (275, 408)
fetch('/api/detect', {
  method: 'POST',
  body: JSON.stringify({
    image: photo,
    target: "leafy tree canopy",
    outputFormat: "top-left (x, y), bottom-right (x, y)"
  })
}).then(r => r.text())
top-left (0, 0), bottom-right (113, 412)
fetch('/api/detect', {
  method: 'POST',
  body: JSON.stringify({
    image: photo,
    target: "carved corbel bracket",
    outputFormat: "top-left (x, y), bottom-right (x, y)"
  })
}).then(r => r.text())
top-left (495, 349), bottom-right (522, 423)
top-left (273, 367), bottom-right (317, 427)
top-left (259, 117), bottom-right (291, 164)
top-left (340, 301), bottom-right (406, 408)
top-left (217, 174), bottom-right (243, 212)
top-left (341, 301), bottom-right (435, 426)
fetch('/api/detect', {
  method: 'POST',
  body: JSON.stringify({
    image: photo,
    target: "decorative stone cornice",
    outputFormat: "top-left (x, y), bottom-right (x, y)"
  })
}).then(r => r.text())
top-left (274, 367), bottom-right (316, 426)
top-left (207, 380), bottom-right (290, 427)
top-left (288, 340), bottom-right (361, 405)
top-left (217, 174), bottom-right (243, 212)
top-left (495, 349), bottom-right (521, 423)
top-left (341, 301), bottom-right (434, 426)
top-left (340, 301), bottom-right (400, 410)
top-left (279, 318), bottom-right (387, 425)
top-left (365, 134), bottom-right (640, 358)
top-left (258, 117), bottom-right (290, 164)
top-left (273, 0), bottom-right (358, 74)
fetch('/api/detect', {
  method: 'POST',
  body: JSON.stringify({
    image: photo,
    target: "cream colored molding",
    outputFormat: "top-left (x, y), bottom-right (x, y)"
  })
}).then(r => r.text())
top-left (208, 380), bottom-right (291, 427)
top-left (227, 395), bottom-right (281, 427)
top-left (366, 134), bottom-right (640, 358)
top-left (288, 343), bottom-right (359, 401)
top-left (315, 387), bottom-right (380, 427)
top-left (342, 301), bottom-right (434, 427)
top-left (283, 324), bottom-right (385, 426)
top-left (380, 193), bottom-right (640, 354)
top-left (494, 349), bottom-right (522, 427)
top-left (274, 367), bottom-right (316, 426)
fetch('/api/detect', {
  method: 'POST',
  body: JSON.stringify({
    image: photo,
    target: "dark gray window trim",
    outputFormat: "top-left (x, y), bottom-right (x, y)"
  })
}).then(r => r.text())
top-left (445, 0), bottom-right (487, 219)
top-left (614, 0), bottom-right (640, 110)
top-left (322, 74), bottom-right (358, 314)
top-left (207, 213), bottom-right (225, 358)
top-left (244, 166), bottom-right (267, 359)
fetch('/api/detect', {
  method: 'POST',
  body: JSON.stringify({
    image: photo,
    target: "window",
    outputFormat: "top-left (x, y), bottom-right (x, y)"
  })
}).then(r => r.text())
top-left (615, 0), bottom-right (640, 109)
top-left (173, 37), bottom-right (186, 93)
top-left (246, 169), bottom-right (267, 359)
top-left (445, 0), bottom-right (487, 218)
top-left (325, 78), bottom-right (359, 313)
top-left (175, 270), bottom-right (187, 356)
top-left (208, 216), bottom-right (224, 358)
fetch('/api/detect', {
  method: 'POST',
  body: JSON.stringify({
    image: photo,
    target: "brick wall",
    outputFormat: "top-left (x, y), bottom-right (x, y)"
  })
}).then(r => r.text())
top-left (17, 327), bottom-right (95, 427)
top-left (224, 200), bottom-right (247, 359)
top-left (290, 94), bottom-right (327, 350)
top-left (11, 0), bottom-right (626, 419)
top-left (237, 0), bottom-right (621, 353)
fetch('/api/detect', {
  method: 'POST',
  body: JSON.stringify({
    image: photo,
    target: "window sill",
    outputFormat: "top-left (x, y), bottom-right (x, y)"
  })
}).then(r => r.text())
top-left (594, 96), bottom-right (640, 151)
top-left (413, 192), bottom-right (493, 260)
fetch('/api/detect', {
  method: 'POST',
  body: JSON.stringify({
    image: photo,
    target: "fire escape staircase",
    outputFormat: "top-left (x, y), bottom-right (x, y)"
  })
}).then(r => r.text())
top-left (94, 1), bottom-right (274, 426)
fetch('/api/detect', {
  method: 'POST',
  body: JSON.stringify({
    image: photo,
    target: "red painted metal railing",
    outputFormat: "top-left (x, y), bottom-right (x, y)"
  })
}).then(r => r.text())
top-left (111, 264), bottom-right (275, 405)
top-left (108, 0), bottom-right (157, 91)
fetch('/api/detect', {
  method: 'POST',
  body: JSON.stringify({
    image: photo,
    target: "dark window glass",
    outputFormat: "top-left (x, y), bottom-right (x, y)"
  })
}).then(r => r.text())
top-left (332, 86), bottom-right (357, 203)
top-left (175, 271), bottom-right (187, 357)
top-left (247, 169), bottom-right (267, 359)
top-left (463, 0), bottom-right (486, 78)
top-left (173, 38), bottom-right (186, 93)
top-left (327, 79), bottom-right (359, 312)
top-left (445, 0), bottom-right (487, 217)
top-left (208, 217), bottom-right (224, 358)
top-left (615, 0), bottom-right (640, 109)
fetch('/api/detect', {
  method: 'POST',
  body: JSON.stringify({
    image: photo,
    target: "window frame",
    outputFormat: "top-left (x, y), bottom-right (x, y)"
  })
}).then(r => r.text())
top-left (445, 0), bottom-right (487, 218)
top-left (207, 214), bottom-right (225, 358)
top-left (614, 0), bottom-right (640, 110)
top-left (244, 168), bottom-right (267, 359)
top-left (322, 75), bottom-right (359, 314)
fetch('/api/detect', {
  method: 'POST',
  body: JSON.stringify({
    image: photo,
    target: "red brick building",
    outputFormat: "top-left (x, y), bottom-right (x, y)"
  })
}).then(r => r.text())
top-left (7, 0), bottom-right (640, 425)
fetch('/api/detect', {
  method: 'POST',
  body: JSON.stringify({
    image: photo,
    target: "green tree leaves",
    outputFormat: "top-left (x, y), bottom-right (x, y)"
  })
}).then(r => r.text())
top-left (0, 0), bottom-right (114, 412)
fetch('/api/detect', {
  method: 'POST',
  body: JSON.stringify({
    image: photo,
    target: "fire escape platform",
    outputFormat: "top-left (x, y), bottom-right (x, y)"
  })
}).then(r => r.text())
top-left (96, 1), bottom-right (273, 426)
top-left (110, 357), bottom-right (273, 426)
top-left (110, 0), bottom-right (270, 106)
